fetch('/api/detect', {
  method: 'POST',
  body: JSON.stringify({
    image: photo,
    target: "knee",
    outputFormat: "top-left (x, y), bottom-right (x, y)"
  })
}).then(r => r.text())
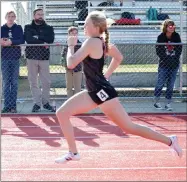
top-left (155, 82), bottom-right (164, 88)
top-left (11, 79), bottom-right (18, 86)
top-left (56, 106), bottom-right (70, 120)
top-left (42, 80), bottom-right (51, 88)
top-left (3, 80), bottom-right (10, 87)
top-left (46, 80), bottom-right (51, 86)
top-left (56, 108), bottom-right (63, 118)
top-left (66, 87), bottom-right (73, 91)
top-left (29, 80), bottom-right (37, 87)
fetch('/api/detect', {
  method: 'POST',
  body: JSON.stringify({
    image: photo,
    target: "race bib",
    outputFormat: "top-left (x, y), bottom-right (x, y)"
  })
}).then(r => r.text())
top-left (96, 89), bottom-right (109, 101)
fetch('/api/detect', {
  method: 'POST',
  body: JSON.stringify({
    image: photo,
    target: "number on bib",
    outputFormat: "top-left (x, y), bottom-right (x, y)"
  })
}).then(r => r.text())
top-left (96, 89), bottom-right (109, 101)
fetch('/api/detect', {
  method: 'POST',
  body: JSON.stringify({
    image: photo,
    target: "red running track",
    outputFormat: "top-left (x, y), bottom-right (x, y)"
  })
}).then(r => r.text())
top-left (1, 114), bottom-right (187, 181)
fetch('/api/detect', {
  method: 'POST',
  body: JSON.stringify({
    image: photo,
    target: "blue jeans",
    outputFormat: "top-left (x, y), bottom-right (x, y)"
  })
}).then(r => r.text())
top-left (1, 59), bottom-right (20, 110)
top-left (154, 66), bottom-right (179, 103)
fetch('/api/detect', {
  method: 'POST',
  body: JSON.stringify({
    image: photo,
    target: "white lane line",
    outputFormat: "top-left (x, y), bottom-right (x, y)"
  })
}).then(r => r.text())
top-left (4, 114), bottom-right (187, 119)
top-left (2, 167), bottom-right (186, 171)
top-left (1, 135), bottom-right (187, 139)
top-left (1, 149), bottom-right (186, 153)
top-left (2, 124), bottom-right (187, 128)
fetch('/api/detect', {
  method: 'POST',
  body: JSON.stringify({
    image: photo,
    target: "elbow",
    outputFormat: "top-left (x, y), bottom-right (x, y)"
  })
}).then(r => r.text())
top-left (67, 64), bottom-right (74, 69)
top-left (51, 38), bottom-right (54, 43)
top-left (67, 57), bottom-right (75, 69)
top-left (117, 54), bottom-right (123, 63)
top-left (25, 39), bottom-right (31, 44)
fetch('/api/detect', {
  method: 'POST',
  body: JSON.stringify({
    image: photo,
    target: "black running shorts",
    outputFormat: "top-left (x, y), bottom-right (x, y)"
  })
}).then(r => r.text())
top-left (88, 85), bottom-right (118, 105)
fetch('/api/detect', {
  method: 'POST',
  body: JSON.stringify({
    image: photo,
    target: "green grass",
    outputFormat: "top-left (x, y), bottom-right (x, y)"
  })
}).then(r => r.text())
top-left (19, 64), bottom-right (187, 77)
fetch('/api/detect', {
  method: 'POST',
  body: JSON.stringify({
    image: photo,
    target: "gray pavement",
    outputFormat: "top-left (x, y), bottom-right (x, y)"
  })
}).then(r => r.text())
top-left (1, 97), bottom-right (186, 115)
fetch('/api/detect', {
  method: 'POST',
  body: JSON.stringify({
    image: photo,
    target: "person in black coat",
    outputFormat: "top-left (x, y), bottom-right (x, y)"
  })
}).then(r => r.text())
top-left (154, 19), bottom-right (182, 111)
top-left (24, 8), bottom-right (55, 112)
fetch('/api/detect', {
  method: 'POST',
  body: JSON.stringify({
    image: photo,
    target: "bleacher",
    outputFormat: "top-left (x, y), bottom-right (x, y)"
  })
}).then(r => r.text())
top-left (36, 0), bottom-right (187, 43)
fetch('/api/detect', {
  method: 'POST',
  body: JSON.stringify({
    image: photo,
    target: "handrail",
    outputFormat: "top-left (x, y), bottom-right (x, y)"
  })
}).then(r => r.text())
top-left (8, 43), bottom-right (187, 46)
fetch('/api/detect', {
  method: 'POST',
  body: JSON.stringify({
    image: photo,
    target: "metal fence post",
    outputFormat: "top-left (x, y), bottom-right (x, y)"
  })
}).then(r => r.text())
top-left (43, 1), bottom-right (46, 19)
top-left (179, 0), bottom-right (184, 96)
top-left (88, 1), bottom-right (91, 14)
top-left (0, 2), bottom-right (1, 117)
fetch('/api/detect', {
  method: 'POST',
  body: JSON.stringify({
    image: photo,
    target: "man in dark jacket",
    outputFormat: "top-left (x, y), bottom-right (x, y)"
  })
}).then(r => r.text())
top-left (24, 8), bottom-right (55, 112)
top-left (62, 27), bottom-right (83, 99)
top-left (1, 11), bottom-right (24, 113)
top-left (154, 19), bottom-right (182, 111)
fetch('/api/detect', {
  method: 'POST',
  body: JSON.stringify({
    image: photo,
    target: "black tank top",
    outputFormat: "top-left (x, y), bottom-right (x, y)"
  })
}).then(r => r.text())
top-left (83, 37), bottom-right (112, 92)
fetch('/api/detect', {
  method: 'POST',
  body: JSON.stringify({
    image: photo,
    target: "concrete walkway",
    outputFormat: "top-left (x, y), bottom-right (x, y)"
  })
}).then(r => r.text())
top-left (1, 97), bottom-right (186, 115)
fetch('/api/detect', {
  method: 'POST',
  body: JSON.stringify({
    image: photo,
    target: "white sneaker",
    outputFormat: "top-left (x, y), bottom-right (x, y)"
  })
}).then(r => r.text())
top-left (154, 102), bottom-right (163, 109)
top-left (55, 152), bottom-right (80, 164)
top-left (165, 104), bottom-right (173, 111)
top-left (169, 135), bottom-right (183, 158)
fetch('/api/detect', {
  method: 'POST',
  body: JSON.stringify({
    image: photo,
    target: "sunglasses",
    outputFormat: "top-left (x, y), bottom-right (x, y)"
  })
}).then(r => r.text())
top-left (168, 25), bottom-right (176, 29)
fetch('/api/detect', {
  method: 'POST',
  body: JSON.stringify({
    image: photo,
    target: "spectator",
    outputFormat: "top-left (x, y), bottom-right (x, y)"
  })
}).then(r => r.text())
top-left (24, 9), bottom-right (55, 112)
top-left (62, 27), bottom-right (83, 99)
top-left (1, 11), bottom-right (24, 113)
top-left (120, 0), bottom-right (123, 6)
top-left (154, 19), bottom-right (182, 111)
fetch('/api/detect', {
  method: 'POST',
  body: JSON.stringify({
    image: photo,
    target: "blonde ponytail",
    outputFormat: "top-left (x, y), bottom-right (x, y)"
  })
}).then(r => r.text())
top-left (105, 29), bottom-right (109, 53)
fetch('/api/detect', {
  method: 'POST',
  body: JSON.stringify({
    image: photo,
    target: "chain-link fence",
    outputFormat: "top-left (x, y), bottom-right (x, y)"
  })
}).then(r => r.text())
top-left (1, 0), bottom-right (187, 113)
top-left (0, 43), bottom-right (186, 113)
